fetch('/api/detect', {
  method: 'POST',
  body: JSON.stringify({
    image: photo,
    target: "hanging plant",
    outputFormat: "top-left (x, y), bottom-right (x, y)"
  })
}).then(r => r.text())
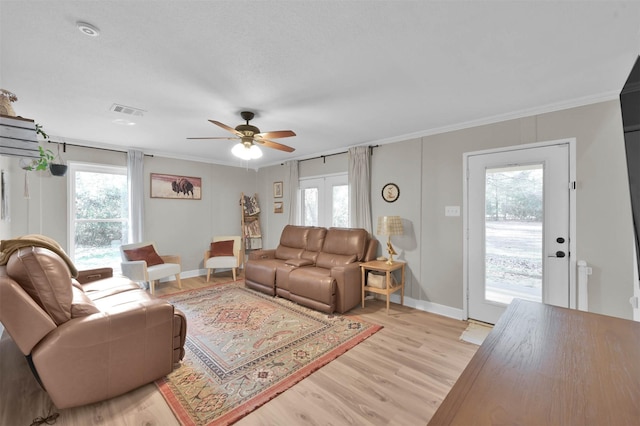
top-left (49, 142), bottom-right (67, 176)
top-left (24, 145), bottom-right (55, 172)
top-left (23, 124), bottom-right (55, 171)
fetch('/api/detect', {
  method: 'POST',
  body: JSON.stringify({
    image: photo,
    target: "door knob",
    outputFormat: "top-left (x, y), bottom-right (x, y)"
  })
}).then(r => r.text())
top-left (556, 251), bottom-right (566, 258)
top-left (556, 237), bottom-right (565, 244)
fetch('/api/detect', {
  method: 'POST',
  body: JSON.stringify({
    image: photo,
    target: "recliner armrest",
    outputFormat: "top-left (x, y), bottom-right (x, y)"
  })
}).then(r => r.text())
top-left (248, 249), bottom-right (276, 260)
top-left (0, 276), bottom-right (56, 355)
top-left (76, 267), bottom-right (113, 284)
top-left (330, 263), bottom-right (363, 313)
top-left (285, 258), bottom-right (314, 267)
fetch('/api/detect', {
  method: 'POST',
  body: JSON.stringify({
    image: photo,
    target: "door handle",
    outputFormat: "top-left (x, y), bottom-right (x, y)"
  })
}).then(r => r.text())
top-left (548, 251), bottom-right (566, 258)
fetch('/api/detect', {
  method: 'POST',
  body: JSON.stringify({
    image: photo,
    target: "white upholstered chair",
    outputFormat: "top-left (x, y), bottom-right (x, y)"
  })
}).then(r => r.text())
top-left (120, 241), bottom-right (182, 294)
top-left (204, 236), bottom-right (242, 282)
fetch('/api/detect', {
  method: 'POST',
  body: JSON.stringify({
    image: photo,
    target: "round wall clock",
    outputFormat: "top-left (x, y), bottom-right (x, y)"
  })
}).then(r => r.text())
top-left (382, 183), bottom-right (400, 203)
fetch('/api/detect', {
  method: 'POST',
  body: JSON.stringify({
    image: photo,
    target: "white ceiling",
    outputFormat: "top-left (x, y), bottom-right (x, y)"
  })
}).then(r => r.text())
top-left (2, 1), bottom-right (640, 169)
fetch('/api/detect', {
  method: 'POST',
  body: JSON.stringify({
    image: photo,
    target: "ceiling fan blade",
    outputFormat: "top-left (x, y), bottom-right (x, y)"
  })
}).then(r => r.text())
top-left (209, 120), bottom-right (243, 137)
top-left (254, 138), bottom-right (295, 152)
top-left (187, 136), bottom-right (238, 140)
top-left (255, 130), bottom-right (296, 139)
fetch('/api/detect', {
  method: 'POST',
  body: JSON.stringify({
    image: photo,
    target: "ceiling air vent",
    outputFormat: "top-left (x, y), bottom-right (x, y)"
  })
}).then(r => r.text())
top-left (110, 103), bottom-right (145, 117)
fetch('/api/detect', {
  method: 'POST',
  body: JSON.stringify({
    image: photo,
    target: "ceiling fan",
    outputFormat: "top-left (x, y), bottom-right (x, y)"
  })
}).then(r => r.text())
top-left (188, 111), bottom-right (296, 159)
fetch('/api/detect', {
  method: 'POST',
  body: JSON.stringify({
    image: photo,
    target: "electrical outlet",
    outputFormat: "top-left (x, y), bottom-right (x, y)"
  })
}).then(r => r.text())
top-left (445, 206), bottom-right (460, 217)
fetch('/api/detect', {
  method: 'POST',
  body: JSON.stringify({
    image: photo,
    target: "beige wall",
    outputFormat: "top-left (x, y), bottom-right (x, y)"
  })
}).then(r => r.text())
top-left (4, 99), bottom-right (634, 319)
top-left (401, 100), bottom-right (633, 319)
top-left (258, 100), bottom-right (634, 319)
top-left (5, 145), bottom-right (258, 272)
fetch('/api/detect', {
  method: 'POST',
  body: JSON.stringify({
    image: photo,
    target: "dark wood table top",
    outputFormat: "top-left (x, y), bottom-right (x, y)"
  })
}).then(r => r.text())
top-left (429, 299), bottom-right (640, 425)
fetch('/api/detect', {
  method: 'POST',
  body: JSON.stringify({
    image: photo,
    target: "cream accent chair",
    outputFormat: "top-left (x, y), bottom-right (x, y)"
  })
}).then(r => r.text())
top-left (120, 242), bottom-right (182, 294)
top-left (204, 236), bottom-right (242, 282)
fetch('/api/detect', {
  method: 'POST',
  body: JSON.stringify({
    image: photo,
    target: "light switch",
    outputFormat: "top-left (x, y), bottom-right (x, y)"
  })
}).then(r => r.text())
top-left (445, 206), bottom-right (460, 217)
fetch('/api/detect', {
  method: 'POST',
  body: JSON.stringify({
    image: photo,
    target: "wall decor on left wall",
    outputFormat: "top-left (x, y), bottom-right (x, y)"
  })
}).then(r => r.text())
top-left (274, 181), bottom-right (283, 198)
top-left (150, 173), bottom-right (202, 199)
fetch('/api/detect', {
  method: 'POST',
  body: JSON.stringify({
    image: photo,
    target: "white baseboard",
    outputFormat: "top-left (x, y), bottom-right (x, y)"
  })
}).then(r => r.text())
top-left (388, 293), bottom-right (465, 320)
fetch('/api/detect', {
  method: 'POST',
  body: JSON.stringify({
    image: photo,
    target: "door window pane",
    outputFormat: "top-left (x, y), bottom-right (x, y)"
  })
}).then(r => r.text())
top-left (332, 184), bottom-right (348, 227)
top-left (485, 165), bottom-right (543, 304)
top-left (302, 187), bottom-right (318, 226)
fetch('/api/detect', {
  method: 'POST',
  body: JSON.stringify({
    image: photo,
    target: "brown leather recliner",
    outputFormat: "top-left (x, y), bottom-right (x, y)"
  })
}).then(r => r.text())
top-left (245, 225), bottom-right (378, 313)
top-left (0, 246), bottom-right (187, 409)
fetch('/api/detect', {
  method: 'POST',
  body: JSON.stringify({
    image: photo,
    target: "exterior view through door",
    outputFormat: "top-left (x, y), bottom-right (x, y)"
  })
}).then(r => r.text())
top-left (465, 141), bottom-right (574, 324)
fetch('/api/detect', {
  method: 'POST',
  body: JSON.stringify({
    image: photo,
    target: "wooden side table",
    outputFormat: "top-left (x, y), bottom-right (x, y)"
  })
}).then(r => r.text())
top-left (360, 260), bottom-right (405, 314)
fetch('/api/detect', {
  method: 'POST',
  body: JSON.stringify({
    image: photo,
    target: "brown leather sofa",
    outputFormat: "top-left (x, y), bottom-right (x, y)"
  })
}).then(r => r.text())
top-left (245, 225), bottom-right (378, 313)
top-left (0, 246), bottom-right (187, 409)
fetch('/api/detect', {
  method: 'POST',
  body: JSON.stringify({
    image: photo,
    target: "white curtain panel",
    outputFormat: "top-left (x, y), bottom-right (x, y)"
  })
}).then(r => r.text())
top-left (348, 146), bottom-right (372, 233)
top-left (127, 149), bottom-right (145, 243)
top-left (287, 160), bottom-right (299, 224)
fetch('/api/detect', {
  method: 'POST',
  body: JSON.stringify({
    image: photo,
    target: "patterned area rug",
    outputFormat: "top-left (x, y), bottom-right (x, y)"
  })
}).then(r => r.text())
top-left (156, 283), bottom-right (382, 425)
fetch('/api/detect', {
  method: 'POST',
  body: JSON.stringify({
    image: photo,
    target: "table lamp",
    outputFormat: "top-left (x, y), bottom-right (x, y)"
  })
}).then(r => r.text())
top-left (377, 216), bottom-right (404, 264)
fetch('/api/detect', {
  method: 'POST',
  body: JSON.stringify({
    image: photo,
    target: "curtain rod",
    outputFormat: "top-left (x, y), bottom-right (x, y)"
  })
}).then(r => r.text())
top-left (48, 140), bottom-right (153, 157)
top-left (289, 145), bottom-right (378, 165)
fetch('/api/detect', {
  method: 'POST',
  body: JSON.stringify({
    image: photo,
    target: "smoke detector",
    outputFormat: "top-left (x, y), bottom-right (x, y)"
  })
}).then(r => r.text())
top-left (76, 21), bottom-right (100, 37)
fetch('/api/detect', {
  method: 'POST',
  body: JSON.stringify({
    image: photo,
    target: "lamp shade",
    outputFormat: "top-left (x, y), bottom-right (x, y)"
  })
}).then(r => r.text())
top-left (232, 143), bottom-right (262, 160)
top-left (377, 216), bottom-right (403, 236)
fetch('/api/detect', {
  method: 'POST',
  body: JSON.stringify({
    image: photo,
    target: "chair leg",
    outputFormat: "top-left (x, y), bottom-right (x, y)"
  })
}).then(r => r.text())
top-left (232, 267), bottom-right (237, 281)
top-left (175, 274), bottom-right (182, 289)
top-left (150, 280), bottom-right (156, 295)
top-left (206, 268), bottom-right (211, 282)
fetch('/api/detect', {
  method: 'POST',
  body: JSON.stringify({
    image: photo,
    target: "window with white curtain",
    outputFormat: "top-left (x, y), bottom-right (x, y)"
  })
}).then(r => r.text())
top-left (68, 162), bottom-right (129, 273)
top-left (299, 173), bottom-right (348, 227)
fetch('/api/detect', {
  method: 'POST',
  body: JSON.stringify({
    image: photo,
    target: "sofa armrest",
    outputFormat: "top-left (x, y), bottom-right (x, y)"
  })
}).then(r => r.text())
top-left (32, 298), bottom-right (180, 408)
top-left (76, 267), bottom-right (113, 284)
top-left (0, 276), bottom-right (56, 355)
top-left (160, 254), bottom-right (181, 265)
top-left (330, 263), bottom-right (363, 313)
top-left (121, 260), bottom-right (148, 281)
top-left (248, 249), bottom-right (276, 260)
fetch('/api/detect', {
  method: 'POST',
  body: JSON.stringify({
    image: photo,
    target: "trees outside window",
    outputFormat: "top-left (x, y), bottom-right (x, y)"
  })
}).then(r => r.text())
top-left (68, 163), bottom-right (128, 273)
top-left (299, 174), bottom-right (348, 227)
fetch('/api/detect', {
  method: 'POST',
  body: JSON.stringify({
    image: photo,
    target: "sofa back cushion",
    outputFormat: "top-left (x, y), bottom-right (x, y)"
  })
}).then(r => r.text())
top-left (275, 225), bottom-right (309, 260)
top-left (302, 227), bottom-right (327, 263)
top-left (6, 246), bottom-right (73, 325)
top-left (322, 228), bottom-right (369, 260)
top-left (316, 252), bottom-right (357, 269)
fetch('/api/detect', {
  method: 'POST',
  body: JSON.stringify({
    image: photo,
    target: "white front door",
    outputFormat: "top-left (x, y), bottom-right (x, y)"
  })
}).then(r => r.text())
top-left (466, 142), bottom-right (572, 324)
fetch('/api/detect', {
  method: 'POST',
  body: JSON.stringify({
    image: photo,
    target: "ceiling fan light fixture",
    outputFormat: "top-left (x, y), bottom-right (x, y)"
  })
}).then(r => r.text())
top-left (232, 143), bottom-right (262, 160)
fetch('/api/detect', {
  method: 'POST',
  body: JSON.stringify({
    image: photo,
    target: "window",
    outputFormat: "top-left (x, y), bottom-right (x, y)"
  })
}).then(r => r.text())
top-left (299, 174), bottom-right (348, 227)
top-left (68, 162), bottom-right (129, 273)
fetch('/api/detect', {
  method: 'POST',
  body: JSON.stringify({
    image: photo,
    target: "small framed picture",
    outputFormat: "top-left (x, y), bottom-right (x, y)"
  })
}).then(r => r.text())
top-left (274, 181), bottom-right (283, 198)
top-left (274, 201), bottom-right (283, 214)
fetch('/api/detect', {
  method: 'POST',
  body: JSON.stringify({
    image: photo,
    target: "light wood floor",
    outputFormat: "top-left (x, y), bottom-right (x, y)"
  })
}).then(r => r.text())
top-left (0, 273), bottom-right (478, 426)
